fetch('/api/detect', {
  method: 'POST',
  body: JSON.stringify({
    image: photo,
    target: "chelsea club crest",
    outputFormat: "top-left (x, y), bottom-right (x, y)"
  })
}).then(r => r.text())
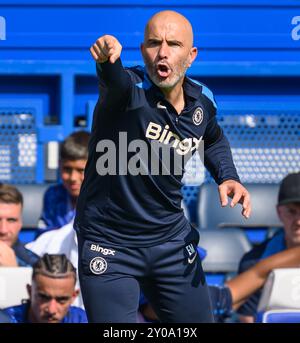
top-left (192, 107), bottom-right (204, 126)
top-left (90, 256), bottom-right (108, 275)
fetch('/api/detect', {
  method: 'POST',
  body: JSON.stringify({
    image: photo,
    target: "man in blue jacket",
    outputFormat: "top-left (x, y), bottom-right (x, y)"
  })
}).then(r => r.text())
top-left (0, 184), bottom-right (38, 267)
top-left (3, 254), bottom-right (87, 323)
top-left (75, 10), bottom-right (251, 323)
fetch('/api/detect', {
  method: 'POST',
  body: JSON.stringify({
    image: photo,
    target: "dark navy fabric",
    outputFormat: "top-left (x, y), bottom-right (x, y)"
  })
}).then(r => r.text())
top-left (4, 302), bottom-right (87, 323)
top-left (138, 244), bottom-right (207, 309)
top-left (208, 285), bottom-right (233, 322)
top-left (75, 59), bottom-right (239, 247)
top-left (13, 239), bottom-right (39, 267)
top-left (77, 226), bottom-right (214, 323)
top-left (39, 184), bottom-right (75, 233)
top-left (237, 230), bottom-right (286, 317)
top-left (138, 245), bottom-right (207, 316)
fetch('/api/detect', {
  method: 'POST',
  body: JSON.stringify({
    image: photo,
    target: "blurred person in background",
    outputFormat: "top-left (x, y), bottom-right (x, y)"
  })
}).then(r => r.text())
top-left (2, 254), bottom-right (87, 323)
top-left (238, 172), bottom-right (300, 322)
top-left (0, 184), bottom-right (38, 267)
top-left (38, 131), bottom-right (90, 233)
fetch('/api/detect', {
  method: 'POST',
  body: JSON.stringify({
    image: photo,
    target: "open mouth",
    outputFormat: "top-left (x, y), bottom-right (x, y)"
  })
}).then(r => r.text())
top-left (69, 183), bottom-right (80, 191)
top-left (47, 318), bottom-right (59, 323)
top-left (156, 63), bottom-right (171, 78)
top-left (70, 185), bottom-right (79, 190)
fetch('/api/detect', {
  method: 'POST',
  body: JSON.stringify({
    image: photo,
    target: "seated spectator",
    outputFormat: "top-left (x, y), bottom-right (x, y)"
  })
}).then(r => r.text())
top-left (237, 172), bottom-right (300, 322)
top-left (26, 221), bottom-right (83, 308)
top-left (38, 131), bottom-right (90, 233)
top-left (0, 184), bottom-right (38, 267)
top-left (3, 254), bottom-right (87, 323)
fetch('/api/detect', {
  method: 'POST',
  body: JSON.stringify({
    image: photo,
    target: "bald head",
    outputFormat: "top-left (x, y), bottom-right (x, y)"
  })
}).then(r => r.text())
top-left (144, 11), bottom-right (194, 48)
top-left (141, 10), bottom-right (197, 92)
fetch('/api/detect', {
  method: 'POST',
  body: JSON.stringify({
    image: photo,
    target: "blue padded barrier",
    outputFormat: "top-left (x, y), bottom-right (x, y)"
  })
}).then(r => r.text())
top-left (258, 310), bottom-right (300, 323)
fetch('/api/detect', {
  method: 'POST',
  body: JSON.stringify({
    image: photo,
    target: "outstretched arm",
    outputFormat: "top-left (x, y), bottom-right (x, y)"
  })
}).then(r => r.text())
top-left (226, 245), bottom-right (300, 309)
top-left (90, 35), bottom-right (131, 100)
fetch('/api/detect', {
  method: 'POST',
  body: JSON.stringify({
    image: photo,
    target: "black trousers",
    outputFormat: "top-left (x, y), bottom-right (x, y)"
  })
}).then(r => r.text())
top-left (77, 227), bottom-right (214, 323)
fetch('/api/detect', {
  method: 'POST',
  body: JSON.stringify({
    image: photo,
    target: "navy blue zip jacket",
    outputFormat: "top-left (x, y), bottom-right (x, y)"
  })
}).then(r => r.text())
top-left (75, 59), bottom-right (240, 247)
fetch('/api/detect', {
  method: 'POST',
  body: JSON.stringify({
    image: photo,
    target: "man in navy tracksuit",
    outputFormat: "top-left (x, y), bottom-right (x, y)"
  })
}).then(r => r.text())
top-left (75, 10), bottom-right (251, 323)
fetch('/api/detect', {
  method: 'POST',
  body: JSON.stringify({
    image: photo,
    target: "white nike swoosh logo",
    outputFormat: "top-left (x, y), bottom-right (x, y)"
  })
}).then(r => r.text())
top-left (157, 101), bottom-right (167, 109)
top-left (188, 253), bottom-right (197, 264)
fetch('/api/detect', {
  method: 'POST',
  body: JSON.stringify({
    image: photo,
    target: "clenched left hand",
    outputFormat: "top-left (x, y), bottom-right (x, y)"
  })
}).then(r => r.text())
top-left (218, 180), bottom-right (251, 219)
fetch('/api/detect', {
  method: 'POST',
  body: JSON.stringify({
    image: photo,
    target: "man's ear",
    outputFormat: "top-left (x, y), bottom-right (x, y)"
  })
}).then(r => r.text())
top-left (71, 289), bottom-right (80, 304)
top-left (187, 47), bottom-right (198, 68)
top-left (277, 205), bottom-right (283, 222)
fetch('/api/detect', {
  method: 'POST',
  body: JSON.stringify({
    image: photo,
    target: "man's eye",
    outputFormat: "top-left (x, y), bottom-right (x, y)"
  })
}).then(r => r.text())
top-left (56, 297), bottom-right (71, 304)
top-left (148, 41), bottom-right (159, 46)
top-left (38, 294), bottom-right (51, 301)
top-left (57, 299), bottom-right (68, 304)
top-left (62, 168), bottom-right (75, 174)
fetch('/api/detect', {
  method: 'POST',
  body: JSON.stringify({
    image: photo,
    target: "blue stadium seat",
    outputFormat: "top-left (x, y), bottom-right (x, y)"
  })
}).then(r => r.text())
top-left (15, 184), bottom-right (49, 243)
top-left (199, 228), bottom-right (251, 274)
top-left (197, 183), bottom-right (282, 243)
top-left (16, 184), bottom-right (49, 229)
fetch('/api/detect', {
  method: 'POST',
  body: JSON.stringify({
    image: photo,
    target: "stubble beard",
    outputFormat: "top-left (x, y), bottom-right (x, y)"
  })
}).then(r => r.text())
top-left (146, 60), bottom-right (189, 89)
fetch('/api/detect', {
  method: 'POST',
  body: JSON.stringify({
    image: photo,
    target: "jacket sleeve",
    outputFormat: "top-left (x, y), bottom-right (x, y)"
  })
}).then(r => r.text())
top-left (96, 58), bottom-right (132, 107)
top-left (203, 115), bottom-right (240, 185)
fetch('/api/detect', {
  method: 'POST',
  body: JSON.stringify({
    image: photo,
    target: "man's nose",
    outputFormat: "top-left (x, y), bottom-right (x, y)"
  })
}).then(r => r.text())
top-left (70, 170), bottom-right (78, 181)
top-left (0, 220), bottom-right (8, 234)
top-left (158, 42), bottom-right (169, 59)
top-left (47, 299), bottom-right (58, 314)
